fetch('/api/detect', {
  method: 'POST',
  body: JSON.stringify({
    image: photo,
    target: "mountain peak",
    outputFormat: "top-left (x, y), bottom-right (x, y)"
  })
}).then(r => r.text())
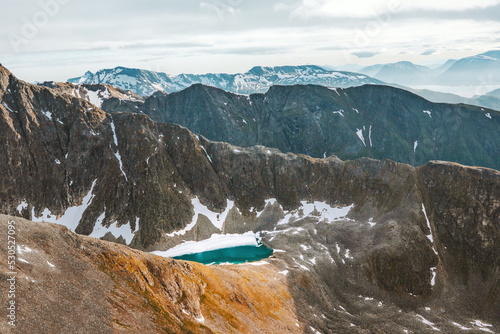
top-left (0, 64), bottom-right (12, 79)
top-left (0, 65), bottom-right (16, 93)
top-left (248, 65), bottom-right (327, 76)
top-left (478, 50), bottom-right (500, 60)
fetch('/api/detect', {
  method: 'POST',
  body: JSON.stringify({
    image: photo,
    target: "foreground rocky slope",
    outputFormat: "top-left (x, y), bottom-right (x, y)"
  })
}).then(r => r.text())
top-left (0, 215), bottom-right (299, 333)
top-left (101, 83), bottom-right (500, 170)
top-left (1, 215), bottom-right (499, 333)
top-left (1, 65), bottom-right (499, 332)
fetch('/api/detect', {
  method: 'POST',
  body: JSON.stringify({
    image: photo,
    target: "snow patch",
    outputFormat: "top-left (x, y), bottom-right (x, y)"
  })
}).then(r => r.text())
top-left (416, 315), bottom-right (440, 331)
top-left (86, 89), bottom-right (105, 108)
top-left (332, 110), bottom-right (344, 117)
top-left (422, 204), bottom-right (438, 254)
top-left (110, 120), bottom-right (119, 146)
top-left (200, 145), bottom-right (212, 163)
top-left (431, 267), bottom-right (437, 286)
top-left (152, 231), bottom-right (260, 258)
top-left (166, 197), bottom-right (235, 236)
top-left (277, 201), bottom-right (353, 226)
top-left (90, 213), bottom-right (138, 245)
top-left (300, 244), bottom-right (311, 251)
top-left (42, 111), bottom-right (52, 120)
top-left (471, 320), bottom-right (493, 333)
top-left (414, 141), bottom-right (418, 153)
top-left (368, 125), bottom-right (373, 147)
top-left (309, 326), bottom-right (321, 334)
top-left (16, 200), bottom-right (28, 214)
top-left (2, 102), bottom-right (17, 113)
top-left (329, 87), bottom-right (341, 96)
top-left (195, 312), bottom-right (205, 323)
top-left (47, 261), bottom-right (55, 268)
top-left (109, 120), bottom-right (127, 180)
top-left (17, 245), bottom-right (36, 254)
top-left (31, 179), bottom-right (97, 232)
top-left (243, 260), bottom-right (269, 266)
top-left (452, 322), bottom-right (471, 330)
top-left (485, 113), bottom-right (492, 119)
top-left (356, 129), bottom-right (366, 146)
top-left (423, 110), bottom-right (432, 118)
top-left (113, 150), bottom-right (128, 181)
top-left (344, 249), bottom-right (353, 259)
top-left (422, 204), bottom-right (435, 244)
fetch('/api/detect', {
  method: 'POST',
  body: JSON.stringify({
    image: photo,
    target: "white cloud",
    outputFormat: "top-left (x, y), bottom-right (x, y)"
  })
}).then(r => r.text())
top-left (276, 0), bottom-right (500, 19)
top-left (1, 0), bottom-right (500, 82)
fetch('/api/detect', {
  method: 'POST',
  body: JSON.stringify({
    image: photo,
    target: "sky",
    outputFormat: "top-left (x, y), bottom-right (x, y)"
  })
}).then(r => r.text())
top-left (1, 0), bottom-right (500, 82)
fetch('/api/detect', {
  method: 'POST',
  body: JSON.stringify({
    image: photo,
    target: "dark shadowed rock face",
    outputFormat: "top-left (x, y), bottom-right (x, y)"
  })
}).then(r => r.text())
top-left (1, 65), bottom-right (500, 331)
top-left (417, 162), bottom-right (500, 317)
top-left (103, 83), bottom-right (500, 170)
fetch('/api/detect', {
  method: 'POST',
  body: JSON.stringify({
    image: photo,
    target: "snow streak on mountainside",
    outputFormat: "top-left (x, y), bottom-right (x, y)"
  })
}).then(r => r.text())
top-left (68, 65), bottom-right (383, 96)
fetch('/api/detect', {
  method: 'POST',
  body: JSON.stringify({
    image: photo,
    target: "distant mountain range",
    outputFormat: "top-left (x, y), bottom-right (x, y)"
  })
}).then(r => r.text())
top-left (68, 65), bottom-right (383, 97)
top-left (68, 51), bottom-right (500, 111)
top-left (401, 86), bottom-right (500, 111)
top-left (356, 51), bottom-right (500, 87)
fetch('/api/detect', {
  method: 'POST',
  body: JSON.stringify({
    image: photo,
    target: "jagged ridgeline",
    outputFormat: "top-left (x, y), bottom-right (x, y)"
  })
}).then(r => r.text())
top-left (68, 65), bottom-right (383, 96)
top-left (1, 65), bottom-right (500, 330)
top-left (94, 82), bottom-right (499, 170)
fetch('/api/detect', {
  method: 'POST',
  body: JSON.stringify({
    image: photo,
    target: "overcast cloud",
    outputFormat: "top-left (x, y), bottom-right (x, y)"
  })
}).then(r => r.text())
top-left (1, 0), bottom-right (499, 82)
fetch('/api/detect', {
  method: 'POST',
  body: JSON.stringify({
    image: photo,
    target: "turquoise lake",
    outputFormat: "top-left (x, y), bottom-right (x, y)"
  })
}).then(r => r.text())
top-left (172, 244), bottom-right (274, 265)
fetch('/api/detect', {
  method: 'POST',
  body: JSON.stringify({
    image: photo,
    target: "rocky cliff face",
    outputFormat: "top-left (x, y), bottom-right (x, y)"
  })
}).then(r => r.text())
top-left (1, 65), bottom-right (499, 332)
top-left (102, 83), bottom-right (500, 170)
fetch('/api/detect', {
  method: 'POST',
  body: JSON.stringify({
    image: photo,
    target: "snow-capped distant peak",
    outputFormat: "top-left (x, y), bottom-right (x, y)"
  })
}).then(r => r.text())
top-left (67, 65), bottom-right (382, 97)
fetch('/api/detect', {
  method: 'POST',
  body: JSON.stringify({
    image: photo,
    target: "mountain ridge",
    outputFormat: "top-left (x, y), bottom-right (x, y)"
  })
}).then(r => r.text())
top-left (68, 65), bottom-right (384, 96)
top-left (100, 81), bottom-right (500, 170)
top-left (357, 50), bottom-right (500, 87)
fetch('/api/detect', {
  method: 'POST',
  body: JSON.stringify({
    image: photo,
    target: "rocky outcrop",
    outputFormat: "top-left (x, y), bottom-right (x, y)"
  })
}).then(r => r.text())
top-left (38, 81), bottom-right (143, 110)
top-left (103, 83), bottom-right (500, 170)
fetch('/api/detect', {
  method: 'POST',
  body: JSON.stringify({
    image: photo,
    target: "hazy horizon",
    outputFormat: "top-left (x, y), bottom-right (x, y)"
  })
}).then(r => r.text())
top-left (2, 0), bottom-right (500, 82)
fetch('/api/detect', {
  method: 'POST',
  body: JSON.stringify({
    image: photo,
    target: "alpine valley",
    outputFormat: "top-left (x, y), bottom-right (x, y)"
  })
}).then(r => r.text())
top-left (1, 64), bottom-right (499, 334)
